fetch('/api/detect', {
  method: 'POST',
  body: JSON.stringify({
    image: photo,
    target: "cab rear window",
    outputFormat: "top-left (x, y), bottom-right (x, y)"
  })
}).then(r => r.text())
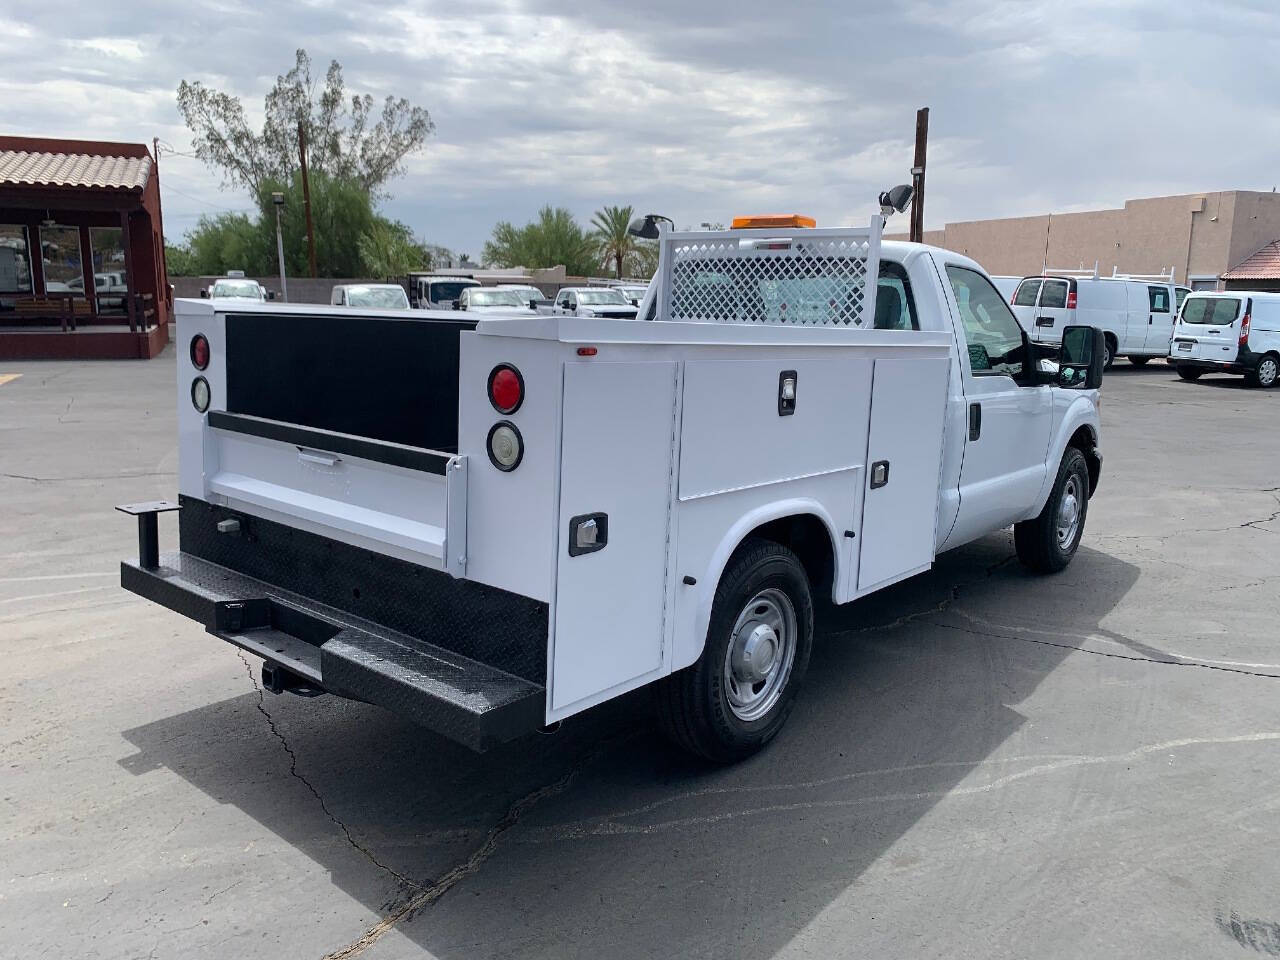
top-left (1181, 297), bottom-right (1241, 325)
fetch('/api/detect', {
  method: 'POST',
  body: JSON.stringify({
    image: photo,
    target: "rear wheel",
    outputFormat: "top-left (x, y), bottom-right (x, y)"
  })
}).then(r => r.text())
top-left (1246, 353), bottom-right (1279, 388)
top-left (1177, 366), bottom-right (1204, 381)
top-left (1128, 355), bottom-right (1151, 366)
top-left (1102, 335), bottom-right (1117, 371)
top-left (1015, 448), bottom-right (1090, 574)
top-left (656, 539), bottom-right (813, 763)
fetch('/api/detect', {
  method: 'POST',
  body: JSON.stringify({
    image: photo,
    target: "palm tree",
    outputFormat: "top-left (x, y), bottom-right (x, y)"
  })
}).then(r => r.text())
top-left (591, 205), bottom-right (636, 279)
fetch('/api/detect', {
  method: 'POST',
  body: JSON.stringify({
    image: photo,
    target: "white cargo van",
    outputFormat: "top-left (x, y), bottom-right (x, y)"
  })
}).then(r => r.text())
top-left (1170, 291), bottom-right (1280, 387)
top-left (1012, 271), bottom-right (1185, 369)
top-left (117, 204), bottom-right (1104, 762)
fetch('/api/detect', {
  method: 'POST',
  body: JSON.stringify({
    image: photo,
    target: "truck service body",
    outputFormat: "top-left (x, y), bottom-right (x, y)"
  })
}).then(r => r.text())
top-left (120, 214), bottom-right (1103, 760)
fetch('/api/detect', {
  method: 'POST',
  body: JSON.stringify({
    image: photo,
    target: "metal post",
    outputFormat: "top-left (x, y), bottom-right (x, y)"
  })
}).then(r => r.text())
top-left (909, 107), bottom-right (929, 244)
top-left (273, 202), bottom-right (288, 303)
top-left (137, 513), bottom-right (159, 569)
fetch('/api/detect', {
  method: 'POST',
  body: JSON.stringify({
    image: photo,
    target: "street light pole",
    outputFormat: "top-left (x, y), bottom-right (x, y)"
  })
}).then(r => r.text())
top-left (271, 191), bottom-right (288, 302)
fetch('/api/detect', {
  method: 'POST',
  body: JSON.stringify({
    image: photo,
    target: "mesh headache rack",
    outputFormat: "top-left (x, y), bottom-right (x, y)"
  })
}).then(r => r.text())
top-left (653, 216), bottom-right (884, 327)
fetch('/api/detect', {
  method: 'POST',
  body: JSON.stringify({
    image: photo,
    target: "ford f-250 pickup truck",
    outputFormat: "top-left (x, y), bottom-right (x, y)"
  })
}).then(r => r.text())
top-left (118, 196), bottom-right (1103, 762)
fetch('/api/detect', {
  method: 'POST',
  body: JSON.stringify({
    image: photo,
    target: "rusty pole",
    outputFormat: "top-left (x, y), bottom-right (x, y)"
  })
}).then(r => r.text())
top-left (909, 107), bottom-right (929, 243)
top-left (298, 121), bottom-right (317, 278)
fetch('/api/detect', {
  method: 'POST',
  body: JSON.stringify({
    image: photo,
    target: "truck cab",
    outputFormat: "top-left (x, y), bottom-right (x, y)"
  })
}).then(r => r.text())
top-left (405, 275), bottom-right (480, 310)
top-left (120, 204), bottom-right (1102, 763)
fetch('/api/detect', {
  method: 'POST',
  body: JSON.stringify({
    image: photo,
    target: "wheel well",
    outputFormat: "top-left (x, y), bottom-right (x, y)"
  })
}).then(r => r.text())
top-left (741, 514), bottom-right (835, 595)
top-left (1068, 425), bottom-right (1100, 495)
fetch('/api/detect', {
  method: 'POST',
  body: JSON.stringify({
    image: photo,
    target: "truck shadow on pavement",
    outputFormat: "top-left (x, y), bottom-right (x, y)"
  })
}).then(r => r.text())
top-left (118, 533), bottom-right (1138, 960)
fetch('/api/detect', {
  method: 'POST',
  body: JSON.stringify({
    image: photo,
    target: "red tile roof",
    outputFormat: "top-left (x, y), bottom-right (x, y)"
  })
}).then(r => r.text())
top-left (0, 149), bottom-right (151, 191)
top-left (1223, 240), bottom-right (1280, 280)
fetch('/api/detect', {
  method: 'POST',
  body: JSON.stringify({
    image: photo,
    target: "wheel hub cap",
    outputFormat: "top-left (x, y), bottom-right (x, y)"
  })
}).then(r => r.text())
top-left (1056, 476), bottom-right (1082, 547)
top-left (1261, 360), bottom-right (1277, 384)
top-left (723, 588), bottom-right (798, 722)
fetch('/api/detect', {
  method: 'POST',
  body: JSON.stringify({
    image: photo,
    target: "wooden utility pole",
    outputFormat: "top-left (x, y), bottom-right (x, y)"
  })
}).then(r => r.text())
top-left (298, 121), bottom-right (317, 278)
top-left (909, 107), bottom-right (929, 243)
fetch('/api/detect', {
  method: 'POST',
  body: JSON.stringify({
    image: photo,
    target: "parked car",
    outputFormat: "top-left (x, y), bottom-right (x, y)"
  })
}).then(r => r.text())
top-left (552, 287), bottom-right (639, 319)
top-left (400, 274), bottom-right (480, 310)
top-left (1010, 272), bottom-right (1187, 369)
top-left (330, 284), bottom-right (410, 309)
top-left (202, 277), bottom-right (272, 301)
top-left (615, 283), bottom-right (650, 306)
top-left (122, 203), bottom-right (1103, 761)
top-left (1170, 291), bottom-right (1280, 387)
top-left (497, 284), bottom-right (548, 307)
top-left (457, 288), bottom-right (537, 313)
top-left (989, 276), bottom-right (1021, 302)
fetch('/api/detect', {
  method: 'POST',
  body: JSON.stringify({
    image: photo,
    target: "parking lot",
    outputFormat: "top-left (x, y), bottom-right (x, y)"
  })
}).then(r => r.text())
top-left (3, 350), bottom-right (1280, 959)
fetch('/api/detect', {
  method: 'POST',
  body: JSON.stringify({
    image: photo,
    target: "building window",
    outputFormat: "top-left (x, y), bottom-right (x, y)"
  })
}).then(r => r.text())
top-left (39, 225), bottom-right (85, 296)
top-left (90, 227), bottom-right (128, 315)
top-left (0, 225), bottom-right (33, 295)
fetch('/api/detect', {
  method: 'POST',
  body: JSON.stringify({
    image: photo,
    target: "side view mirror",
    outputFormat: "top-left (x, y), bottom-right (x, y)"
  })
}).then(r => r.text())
top-left (199, 289), bottom-right (209, 299)
top-left (1057, 325), bottom-right (1105, 389)
top-left (266, 291), bottom-right (276, 301)
top-left (878, 184), bottom-right (914, 216)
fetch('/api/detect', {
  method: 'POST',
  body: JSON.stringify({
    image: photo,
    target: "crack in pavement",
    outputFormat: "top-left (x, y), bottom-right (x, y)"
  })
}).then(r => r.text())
top-left (235, 652), bottom-right (425, 892)
top-left (928, 616), bottom-right (1280, 681)
top-left (320, 734), bottom-right (626, 960)
top-left (826, 555), bottom-right (1016, 638)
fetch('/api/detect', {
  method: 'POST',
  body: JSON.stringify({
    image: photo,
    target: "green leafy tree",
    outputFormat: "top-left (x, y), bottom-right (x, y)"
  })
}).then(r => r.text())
top-left (357, 220), bottom-right (431, 276)
top-left (482, 206), bottom-right (596, 276)
top-left (590, 205), bottom-right (637, 279)
top-left (177, 49), bottom-right (434, 197)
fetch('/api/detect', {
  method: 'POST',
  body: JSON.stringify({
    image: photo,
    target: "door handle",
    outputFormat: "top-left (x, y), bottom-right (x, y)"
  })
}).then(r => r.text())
top-left (968, 402), bottom-right (982, 441)
top-left (297, 449), bottom-right (341, 467)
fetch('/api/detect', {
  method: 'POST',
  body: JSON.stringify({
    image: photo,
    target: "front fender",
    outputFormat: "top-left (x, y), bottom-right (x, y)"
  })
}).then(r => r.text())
top-left (672, 498), bottom-right (841, 673)
top-left (1030, 392), bottom-right (1101, 515)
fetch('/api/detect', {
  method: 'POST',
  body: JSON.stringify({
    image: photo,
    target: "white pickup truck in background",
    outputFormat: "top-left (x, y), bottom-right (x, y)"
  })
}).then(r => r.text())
top-left (119, 199), bottom-right (1104, 762)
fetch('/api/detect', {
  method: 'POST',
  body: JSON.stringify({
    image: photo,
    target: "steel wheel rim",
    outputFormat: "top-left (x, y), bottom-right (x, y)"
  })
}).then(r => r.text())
top-left (1056, 474), bottom-right (1082, 548)
top-left (1103, 340), bottom-right (1114, 367)
top-left (723, 588), bottom-right (797, 722)
top-left (1259, 359), bottom-right (1277, 386)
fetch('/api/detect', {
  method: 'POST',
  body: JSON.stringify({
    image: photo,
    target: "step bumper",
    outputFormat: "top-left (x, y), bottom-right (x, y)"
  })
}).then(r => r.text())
top-left (121, 552), bottom-right (546, 751)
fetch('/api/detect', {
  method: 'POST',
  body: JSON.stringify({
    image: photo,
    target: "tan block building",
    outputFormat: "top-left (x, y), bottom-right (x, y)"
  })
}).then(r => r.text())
top-left (893, 190), bottom-right (1280, 291)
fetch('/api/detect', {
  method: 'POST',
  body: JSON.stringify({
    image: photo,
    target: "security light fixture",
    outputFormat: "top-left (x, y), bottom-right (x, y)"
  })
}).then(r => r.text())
top-left (627, 213), bottom-right (674, 240)
top-left (878, 184), bottom-right (914, 218)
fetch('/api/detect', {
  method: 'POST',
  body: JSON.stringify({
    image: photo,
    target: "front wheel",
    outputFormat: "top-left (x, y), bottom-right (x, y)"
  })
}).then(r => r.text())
top-left (656, 539), bottom-right (813, 763)
top-left (1015, 448), bottom-right (1090, 574)
top-left (1102, 336), bottom-right (1117, 371)
top-left (1177, 366), bottom-right (1204, 381)
top-left (1128, 355), bottom-right (1151, 367)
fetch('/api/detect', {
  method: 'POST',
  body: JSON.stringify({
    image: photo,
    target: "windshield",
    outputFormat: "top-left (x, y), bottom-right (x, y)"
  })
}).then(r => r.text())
top-left (427, 281), bottom-right (477, 304)
top-left (345, 286), bottom-right (409, 308)
top-left (1180, 297), bottom-right (1242, 325)
top-left (500, 286), bottom-right (542, 299)
top-left (577, 290), bottom-right (629, 305)
top-left (468, 290), bottom-right (525, 307)
top-left (619, 286), bottom-right (647, 299)
top-left (211, 279), bottom-right (262, 299)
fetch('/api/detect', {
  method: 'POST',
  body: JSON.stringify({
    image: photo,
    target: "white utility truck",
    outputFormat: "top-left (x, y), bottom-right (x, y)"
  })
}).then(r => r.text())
top-left (119, 198), bottom-right (1104, 761)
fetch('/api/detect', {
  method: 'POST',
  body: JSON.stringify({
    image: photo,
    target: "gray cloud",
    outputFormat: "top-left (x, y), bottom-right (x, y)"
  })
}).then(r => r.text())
top-left (5, 1), bottom-right (1279, 258)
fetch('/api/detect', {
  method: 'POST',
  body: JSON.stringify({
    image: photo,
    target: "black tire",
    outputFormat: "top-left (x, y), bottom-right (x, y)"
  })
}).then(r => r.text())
top-left (1102, 335), bottom-right (1117, 371)
top-left (1176, 366), bottom-right (1203, 381)
top-left (1245, 353), bottom-right (1279, 389)
top-left (1015, 447), bottom-right (1090, 574)
top-left (656, 538), bottom-right (813, 763)
top-left (1128, 355), bottom-right (1151, 367)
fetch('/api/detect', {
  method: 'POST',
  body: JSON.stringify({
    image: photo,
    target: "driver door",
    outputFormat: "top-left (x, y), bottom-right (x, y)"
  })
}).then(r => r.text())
top-left (937, 259), bottom-right (1054, 549)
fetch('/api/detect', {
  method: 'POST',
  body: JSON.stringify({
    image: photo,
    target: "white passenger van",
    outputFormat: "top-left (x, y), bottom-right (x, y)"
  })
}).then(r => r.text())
top-left (1170, 291), bottom-right (1280, 388)
top-left (1012, 269), bottom-right (1188, 369)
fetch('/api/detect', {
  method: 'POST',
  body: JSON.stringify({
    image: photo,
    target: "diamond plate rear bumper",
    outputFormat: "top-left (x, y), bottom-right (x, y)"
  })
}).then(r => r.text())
top-left (120, 552), bottom-right (545, 751)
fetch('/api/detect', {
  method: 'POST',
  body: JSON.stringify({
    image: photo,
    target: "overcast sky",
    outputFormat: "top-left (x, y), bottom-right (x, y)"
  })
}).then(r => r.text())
top-left (4, 0), bottom-right (1277, 257)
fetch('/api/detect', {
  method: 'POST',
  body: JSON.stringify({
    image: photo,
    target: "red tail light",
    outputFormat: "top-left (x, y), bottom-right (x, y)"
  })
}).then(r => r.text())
top-left (487, 363), bottom-right (524, 414)
top-left (190, 334), bottom-right (209, 370)
top-left (1239, 312), bottom-right (1251, 346)
top-left (1065, 290), bottom-right (1077, 310)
